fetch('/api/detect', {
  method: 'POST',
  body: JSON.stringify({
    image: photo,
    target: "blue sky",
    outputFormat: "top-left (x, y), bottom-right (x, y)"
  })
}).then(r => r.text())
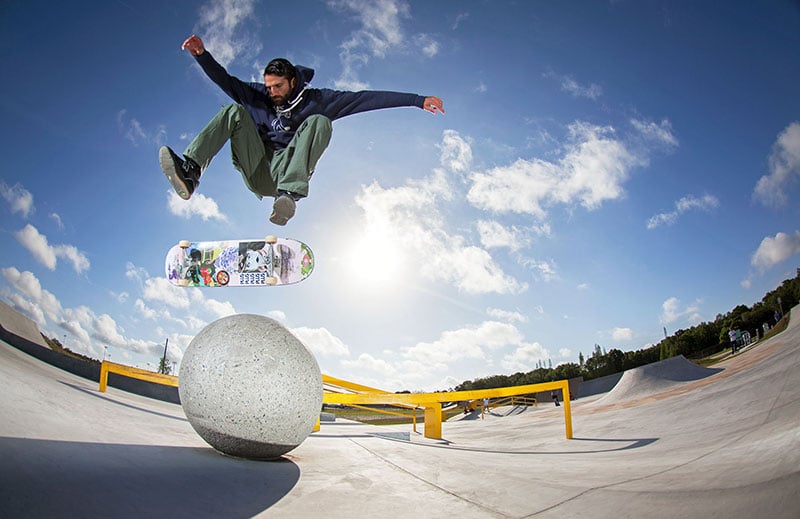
top-left (1, 0), bottom-right (799, 391)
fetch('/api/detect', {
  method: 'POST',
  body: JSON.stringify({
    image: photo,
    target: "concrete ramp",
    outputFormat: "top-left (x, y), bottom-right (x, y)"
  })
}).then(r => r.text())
top-left (594, 355), bottom-right (722, 405)
top-left (2, 304), bottom-right (799, 518)
top-left (0, 299), bottom-right (47, 348)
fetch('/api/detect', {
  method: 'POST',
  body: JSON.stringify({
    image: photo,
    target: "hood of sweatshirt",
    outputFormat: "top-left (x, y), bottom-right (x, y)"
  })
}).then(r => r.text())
top-left (275, 65), bottom-right (315, 115)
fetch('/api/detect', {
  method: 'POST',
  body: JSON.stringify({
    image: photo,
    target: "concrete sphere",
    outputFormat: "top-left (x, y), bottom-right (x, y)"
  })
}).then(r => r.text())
top-left (179, 314), bottom-right (322, 460)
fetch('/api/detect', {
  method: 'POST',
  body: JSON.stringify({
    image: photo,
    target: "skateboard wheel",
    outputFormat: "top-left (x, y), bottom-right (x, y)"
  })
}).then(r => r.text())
top-left (265, 235), bottom-right (278, 244)
top-left (178, 240), bottom-right (191, 249)
top-left (265, 276), bottom-right (278, 286)
top-left (178, 279), bottom-right (189, 287)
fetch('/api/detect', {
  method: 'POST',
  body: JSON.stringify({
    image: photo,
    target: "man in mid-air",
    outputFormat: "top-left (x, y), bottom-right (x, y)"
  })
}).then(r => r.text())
top-left (160, 34), bottom-right (445, 226)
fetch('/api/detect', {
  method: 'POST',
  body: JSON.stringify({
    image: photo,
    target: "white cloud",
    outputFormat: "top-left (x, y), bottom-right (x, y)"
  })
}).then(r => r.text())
top-left (405, 321), bottom-right (523, 365)
top-left (116, 110), bottom-right (167, 147)
top-left (2, 291), bottom-right (47, 328)
top-left (138, 278), bottom-right (234, 327)
top-left (750, 230), bottom-right (800, 271)
top-left (92, 314), bottom-right (127, 348)
top-left (167, 191), bottom-right (228, 222)
top-left (355, 136), bottom-right (525, 294)
top-left (49, 213), bottom-right (64, 229)
top-left (545, 71), bottom-right (603, 100)
top-left (486, 307), bottom-right (528, 323)
top-left (413, 33), bottom-right (440, 57)
top-left (15, 224), bottom-right (55, 270)
top-left (438, 129), bottom-right (472, 173)
top-left (0, 268), bottom-right (164, 360)
top-left (452, 12), bottom-right (469, 30)
top-left (142, 276), bottom-right (191, 309)
top-left (195, 0), bottom-right (259, 68)
top-left (192, 290), bottom-right (236, 320)
top-left (14, 224), bottom-right (90, 273)
top-left (753, 122), bottom-right (800, 207)
top-left (501, 342), bottom-right (549, 372)
top-left (611, 327), bottom-right (634, 342)
top-left (59, 318), bottom-right (92, 345)
top-left (341, 352), bottom-right (397, 377)
top-left (468, 121), bottom-right (642, 220)
top-left (291, 326), bottom-right (351, 357)
top-left (117, 110), bottom-right (147, 146)
top-left (477, 220), bottom-right (525, 251)
top-left (328, 0), bottom-right (409, 89)
top-left (630, 118), bottom-right (679, 148)
top-left (0, 181), bottom-right (34, 218)
top-left (326, 0), bottom-right (436, 90)
top-left (125, 262), bottom-right (149, 284)
top-left (134, 299), bottom-right (158, 320)
top-left (520, 257), bottom-right (559, 283)
top-left (267, 310), bottom-right (287, 322)
top-left (660, 297), bottom-right (701, 326)
top-left (646, 194), bottom-right (720, 229)
top-left (358, 180), bottom-right (525, 293)
top-left (661, 297), bottom-right (681, 324)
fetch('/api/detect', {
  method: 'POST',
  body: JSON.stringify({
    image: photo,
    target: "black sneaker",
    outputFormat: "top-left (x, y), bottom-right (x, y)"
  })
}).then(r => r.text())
top-left (269, 194), bottom-right (296, 226)
top-left (159, 146), bottom-right (201, 200)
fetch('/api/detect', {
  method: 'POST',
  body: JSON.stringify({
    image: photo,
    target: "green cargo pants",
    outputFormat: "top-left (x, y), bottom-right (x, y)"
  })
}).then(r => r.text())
top-left (183, 103), bottom-right (332, 199)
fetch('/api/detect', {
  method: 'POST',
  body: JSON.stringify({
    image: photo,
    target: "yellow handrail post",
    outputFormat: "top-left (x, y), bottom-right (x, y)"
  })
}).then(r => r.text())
top-left (561, 380), bottom-right (573, 439)
top-left (99, 361), bottom-right (109, 392)
top-left (424, 404), bottom-right (442, 439)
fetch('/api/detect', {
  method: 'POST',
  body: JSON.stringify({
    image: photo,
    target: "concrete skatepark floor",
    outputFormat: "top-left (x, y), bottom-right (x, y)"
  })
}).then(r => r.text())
top-left (1, 307), bottom-right (799, 518)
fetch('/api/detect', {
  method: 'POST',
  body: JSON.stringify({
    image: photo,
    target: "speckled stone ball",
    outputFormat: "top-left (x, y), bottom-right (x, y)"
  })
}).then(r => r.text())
top-left (179, 314), bottom-right (322, 460)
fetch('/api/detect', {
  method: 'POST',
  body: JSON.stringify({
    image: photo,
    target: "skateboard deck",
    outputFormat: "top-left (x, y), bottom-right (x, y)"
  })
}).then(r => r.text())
top-left (165, 236), bottom-right (314, 287)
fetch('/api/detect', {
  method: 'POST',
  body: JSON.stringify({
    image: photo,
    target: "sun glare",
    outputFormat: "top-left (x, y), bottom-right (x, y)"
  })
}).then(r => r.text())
top-left (347, 232), bottom-right (405, 287)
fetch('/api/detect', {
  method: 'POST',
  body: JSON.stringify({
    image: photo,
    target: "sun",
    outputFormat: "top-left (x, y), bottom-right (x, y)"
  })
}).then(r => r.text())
top-left (345, 231), bottom-right (405, 287)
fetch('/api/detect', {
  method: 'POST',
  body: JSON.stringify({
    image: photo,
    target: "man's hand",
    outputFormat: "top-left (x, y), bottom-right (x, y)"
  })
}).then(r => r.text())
top-left (423, 96), bottom-right (445, 115)
top-left (181, 35), bottom-right (205, 56)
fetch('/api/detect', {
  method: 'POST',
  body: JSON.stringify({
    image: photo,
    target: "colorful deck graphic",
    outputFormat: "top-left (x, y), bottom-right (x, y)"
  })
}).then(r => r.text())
top-left (165, 237), bottom-right (314, 287)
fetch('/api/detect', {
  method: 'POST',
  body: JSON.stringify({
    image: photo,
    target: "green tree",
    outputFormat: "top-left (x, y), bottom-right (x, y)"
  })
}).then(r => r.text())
top-left (158, 356), bottom-right (172, 375)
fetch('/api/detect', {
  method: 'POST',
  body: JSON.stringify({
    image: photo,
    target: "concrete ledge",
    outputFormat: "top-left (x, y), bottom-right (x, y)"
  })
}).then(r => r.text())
top-left (0, 325), bottom-right (180, 404)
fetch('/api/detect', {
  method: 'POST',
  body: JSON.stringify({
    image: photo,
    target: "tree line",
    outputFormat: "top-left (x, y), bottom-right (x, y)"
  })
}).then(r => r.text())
top-left (454, 271), bottom-right (799, 392)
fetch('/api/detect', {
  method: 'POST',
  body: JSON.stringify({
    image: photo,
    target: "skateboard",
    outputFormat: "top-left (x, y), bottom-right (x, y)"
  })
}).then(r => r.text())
top-left (165, 236), bottom-right (314, 287)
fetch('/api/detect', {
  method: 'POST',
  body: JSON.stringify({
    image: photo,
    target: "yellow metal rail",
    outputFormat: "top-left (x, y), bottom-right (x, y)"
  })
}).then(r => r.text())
top-left (322, 379), bottom-right (572, 440)
top-left (99, 360), bottom-right (178, 392)
top-left (96, 362), bottom-right (572, 442)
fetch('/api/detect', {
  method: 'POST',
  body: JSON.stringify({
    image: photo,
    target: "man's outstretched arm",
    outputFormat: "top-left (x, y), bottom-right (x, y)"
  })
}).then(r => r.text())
top-left (178, 34), bottom-right (263, 107)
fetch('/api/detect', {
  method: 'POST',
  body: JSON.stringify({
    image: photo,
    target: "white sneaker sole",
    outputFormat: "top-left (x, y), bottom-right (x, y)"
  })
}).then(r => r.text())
top-left (159, 146), bottom-right (191, 200)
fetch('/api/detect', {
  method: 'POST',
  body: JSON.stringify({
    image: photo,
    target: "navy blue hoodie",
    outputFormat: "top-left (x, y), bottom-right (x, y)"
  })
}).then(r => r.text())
top-left (195, 51), bottom-right (426, 151)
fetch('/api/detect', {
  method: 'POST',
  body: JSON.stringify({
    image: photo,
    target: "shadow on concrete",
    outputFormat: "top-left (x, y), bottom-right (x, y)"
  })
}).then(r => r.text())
top-left (0, 437), bottom-right (300, 518)
top-left (58, 381), bottom-right (188, 423)
top-left (370, 434), bottom-right (659, 455)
